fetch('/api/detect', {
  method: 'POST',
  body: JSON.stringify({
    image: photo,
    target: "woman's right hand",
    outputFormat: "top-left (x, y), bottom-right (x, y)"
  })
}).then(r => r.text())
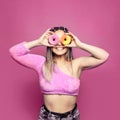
top-left (37, 29), bottom-right (54, 46)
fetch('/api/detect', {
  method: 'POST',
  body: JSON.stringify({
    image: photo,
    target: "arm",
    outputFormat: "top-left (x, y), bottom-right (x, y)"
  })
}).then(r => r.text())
top-left (9, 29), bottom-right (53, 71)
top-left (9, 40), bottom-right (45, 71)
top-left (75, 42), bottom-right (109, 70)
top-left (67, 32), bottom-right (109, 70)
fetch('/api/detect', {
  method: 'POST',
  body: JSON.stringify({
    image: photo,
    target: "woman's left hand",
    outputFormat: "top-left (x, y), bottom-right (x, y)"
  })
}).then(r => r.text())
top-left (65, 32), bottom-right (82, 47)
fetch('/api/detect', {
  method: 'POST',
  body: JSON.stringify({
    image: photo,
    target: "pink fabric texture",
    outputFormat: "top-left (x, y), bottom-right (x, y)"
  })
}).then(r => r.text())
top-left (9, 42), bottom-right (80, 95)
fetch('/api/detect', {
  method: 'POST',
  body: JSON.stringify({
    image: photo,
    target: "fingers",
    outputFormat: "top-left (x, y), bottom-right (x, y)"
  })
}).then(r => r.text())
top-left (44, 29), bottom-right (54, 39)
top-left (65, 32), bottom-right (75, 40)
top-left (41, 30), bottom-right (53, 41)
top-left (66, 31), bottom-right (74, 36)
top-left (46, 29), bottom-right (54, 34)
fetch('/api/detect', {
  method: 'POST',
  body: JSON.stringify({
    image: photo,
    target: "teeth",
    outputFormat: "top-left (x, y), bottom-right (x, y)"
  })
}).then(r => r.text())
top-left (57, 47), bottom-right (63, 50)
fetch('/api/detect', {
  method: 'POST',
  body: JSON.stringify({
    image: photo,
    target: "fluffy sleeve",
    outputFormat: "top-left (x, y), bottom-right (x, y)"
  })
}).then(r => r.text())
top-left (9, 42), bottom-right (46, 72)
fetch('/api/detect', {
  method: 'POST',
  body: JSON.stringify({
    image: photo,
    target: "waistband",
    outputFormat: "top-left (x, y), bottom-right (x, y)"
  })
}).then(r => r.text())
top-left (42, 103), bottom-right (77, 117)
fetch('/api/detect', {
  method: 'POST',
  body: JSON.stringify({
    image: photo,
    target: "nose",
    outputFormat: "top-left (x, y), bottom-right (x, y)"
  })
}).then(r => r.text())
top-left (58, 41), bottom-right (62, 46)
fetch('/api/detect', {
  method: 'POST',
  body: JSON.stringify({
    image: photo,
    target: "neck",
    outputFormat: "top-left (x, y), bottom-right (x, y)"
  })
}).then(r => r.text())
top-left (53, 55), bottom-right (67, 64)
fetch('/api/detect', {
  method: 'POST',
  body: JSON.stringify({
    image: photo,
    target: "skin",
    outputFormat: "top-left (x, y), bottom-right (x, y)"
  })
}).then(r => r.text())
top-left (24, 29), bottom-right (109, 113)
top-left (43, 30), bottom-right (80, 113)
top-left (51, 30), bottom-right (69, 57)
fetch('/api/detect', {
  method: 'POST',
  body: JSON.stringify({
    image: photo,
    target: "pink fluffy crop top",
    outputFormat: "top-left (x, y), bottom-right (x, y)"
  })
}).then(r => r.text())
top-left (9, 42), bottom-right (80, 96)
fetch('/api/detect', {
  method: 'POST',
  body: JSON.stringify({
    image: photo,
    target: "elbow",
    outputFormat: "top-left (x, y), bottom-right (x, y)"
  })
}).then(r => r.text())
top-left (106, 52), bottom-right (110, 59)
top-left (9, 47), bottom-right (15, 56)
top-left (105, 51), bottom-right (110, 60)
top-left (9, 47), bottom-right (13, 56)
top-left (9, 47), bottom-right (17, 58)
top-left (102, 52), bottom-right (110, 62)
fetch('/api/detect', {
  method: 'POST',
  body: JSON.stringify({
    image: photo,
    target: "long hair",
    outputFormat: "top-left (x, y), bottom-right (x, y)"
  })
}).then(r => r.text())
top-left (43, 26), bottom-right (74, 81)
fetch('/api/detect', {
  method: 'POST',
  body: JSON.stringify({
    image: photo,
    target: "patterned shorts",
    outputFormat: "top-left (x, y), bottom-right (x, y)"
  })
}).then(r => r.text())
top-left (38, 103), bottom-right (80, 120)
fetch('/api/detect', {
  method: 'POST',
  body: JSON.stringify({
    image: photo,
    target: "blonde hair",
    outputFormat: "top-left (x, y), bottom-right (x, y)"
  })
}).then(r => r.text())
top-left (43, 47), bottom-right (73, 81)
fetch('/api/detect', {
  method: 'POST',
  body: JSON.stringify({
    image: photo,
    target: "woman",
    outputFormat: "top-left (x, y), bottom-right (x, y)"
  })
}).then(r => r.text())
top-left (9, 26), bottom-right (109, 120)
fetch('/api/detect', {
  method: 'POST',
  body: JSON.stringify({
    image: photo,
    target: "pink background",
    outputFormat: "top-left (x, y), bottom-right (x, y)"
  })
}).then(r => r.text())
top-left (0, 0), bottom-right (120, 120)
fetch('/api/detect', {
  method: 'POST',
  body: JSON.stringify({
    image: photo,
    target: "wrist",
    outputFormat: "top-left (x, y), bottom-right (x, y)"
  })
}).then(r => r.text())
top-left (76, 41), bottom-right (84, 48)
top-left (24, 39), bottom-right (41, 49)
top-left (34, 39), bottom-right (42, 46)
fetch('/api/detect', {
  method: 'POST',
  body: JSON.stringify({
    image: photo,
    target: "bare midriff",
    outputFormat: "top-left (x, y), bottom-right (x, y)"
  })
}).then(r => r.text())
top-left (43, 94), bottom-right (77, 113)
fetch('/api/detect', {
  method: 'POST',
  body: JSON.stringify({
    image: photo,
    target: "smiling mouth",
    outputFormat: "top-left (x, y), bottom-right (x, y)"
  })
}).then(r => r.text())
top-left (56, 47), bottom-right (64, 50)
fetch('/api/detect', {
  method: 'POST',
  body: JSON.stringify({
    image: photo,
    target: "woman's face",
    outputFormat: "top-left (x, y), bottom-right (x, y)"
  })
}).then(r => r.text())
top-left (51, 30), bottom-right (68, 56)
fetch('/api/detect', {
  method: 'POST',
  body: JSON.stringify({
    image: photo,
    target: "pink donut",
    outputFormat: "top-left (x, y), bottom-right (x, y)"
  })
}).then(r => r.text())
top-left (48, 34), bottom-right (59, 45)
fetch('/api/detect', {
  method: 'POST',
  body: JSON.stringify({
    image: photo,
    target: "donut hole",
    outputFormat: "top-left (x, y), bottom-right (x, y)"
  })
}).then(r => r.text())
top-left (64, 38), bottom-right (67, 41)
top-left (53, 38), bottom-right (56, 41)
